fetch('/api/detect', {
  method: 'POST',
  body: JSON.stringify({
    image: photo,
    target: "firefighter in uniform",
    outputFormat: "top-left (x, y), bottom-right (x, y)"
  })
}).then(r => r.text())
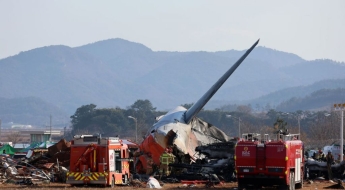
top-left (159, 146), bottom-right (175, 176)
top-left (319, 150), bottom-right (326, 161)
top-left (326, 150), bottom-right (334, 181)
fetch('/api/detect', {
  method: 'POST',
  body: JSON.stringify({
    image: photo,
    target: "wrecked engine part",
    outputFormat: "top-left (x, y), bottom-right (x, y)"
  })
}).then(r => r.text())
top-left (195, 140), bottom-right (236, 159)
top-left (167, 140), bottom-right (237, 182)
top-left (135, 116), bottom-right (232, 175)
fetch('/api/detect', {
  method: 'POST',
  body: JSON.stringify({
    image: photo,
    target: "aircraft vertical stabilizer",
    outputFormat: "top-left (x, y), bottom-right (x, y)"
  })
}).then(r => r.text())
top-left (184, 39), bottom-right (260, 124)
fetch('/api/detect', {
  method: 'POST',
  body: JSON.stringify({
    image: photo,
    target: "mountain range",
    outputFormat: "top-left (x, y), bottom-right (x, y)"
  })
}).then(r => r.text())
top-left (1, 38), bottom-right (344, 125)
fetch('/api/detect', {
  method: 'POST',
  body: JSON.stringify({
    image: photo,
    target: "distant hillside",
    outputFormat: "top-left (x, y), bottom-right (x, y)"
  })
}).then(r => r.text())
top-left (0, 97), bottom-right (69, 126)
top-left (282, 59), bottom-right (345, 85)
top-left (215, 46), bottom-right (305, 68)
top-left (1, 38), bottom-right (345, 120)
top-left (276, 88), bottom-right (345, 112)
top-left (241, 78), bottom-right (345, 108)
top-left (208, 78), bottom-right (345, 111)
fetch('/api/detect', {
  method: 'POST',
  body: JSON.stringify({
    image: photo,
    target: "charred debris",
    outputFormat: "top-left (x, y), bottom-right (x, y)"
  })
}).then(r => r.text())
top-left (167, 139), bottom-right (237, 182)
top-left (0, 136), bottom-right (236, 186)
top-left (0, 139), bottom-right (70, 185)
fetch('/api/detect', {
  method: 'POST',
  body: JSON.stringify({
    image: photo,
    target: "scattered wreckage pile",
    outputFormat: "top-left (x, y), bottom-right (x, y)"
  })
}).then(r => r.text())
top-left (306, 157), bottom-right (345, 180)
top-left (167, 140), bottom-right (237, 183)
top-left (0, 139), bottom-right (71, 185)
top-left (0, 135), bottom-right (236, 188)
top-left (4, 137), bottom-right (345, 187)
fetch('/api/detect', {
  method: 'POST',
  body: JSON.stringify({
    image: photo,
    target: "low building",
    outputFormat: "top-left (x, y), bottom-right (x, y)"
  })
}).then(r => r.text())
top-left (21, 130), bottom-right (61, 143)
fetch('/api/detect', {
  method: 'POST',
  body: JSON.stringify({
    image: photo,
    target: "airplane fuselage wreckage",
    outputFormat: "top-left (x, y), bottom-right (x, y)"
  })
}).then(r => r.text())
top-left (134, 39), bottom-right (260, 175)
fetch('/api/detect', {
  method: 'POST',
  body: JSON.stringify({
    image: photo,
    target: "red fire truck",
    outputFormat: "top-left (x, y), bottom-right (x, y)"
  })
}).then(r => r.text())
top-left (66, 135), bottom-right (139, 187)
top-left (235, 132), bottom-right (304, 190)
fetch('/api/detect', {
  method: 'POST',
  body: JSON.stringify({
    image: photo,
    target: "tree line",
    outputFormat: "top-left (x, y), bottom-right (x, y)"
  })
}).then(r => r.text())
top-left (68, 99), bottom-right (342, 150)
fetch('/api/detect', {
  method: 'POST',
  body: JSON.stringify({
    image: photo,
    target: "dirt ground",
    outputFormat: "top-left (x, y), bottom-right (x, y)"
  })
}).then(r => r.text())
top-left (0, 180), bottom-right (342, 190)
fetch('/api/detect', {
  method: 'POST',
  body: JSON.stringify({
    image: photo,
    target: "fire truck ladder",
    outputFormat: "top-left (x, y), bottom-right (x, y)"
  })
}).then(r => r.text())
top-left (74, 144), bottom-right (97, 171)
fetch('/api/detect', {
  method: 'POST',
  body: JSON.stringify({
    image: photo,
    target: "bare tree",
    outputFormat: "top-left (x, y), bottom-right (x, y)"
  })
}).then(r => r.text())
top-left (237, 105), bottom-right (252, 114)
top-left (6, 131), bottom-right (22, 147)
top-left (308, 113), bottom-right (339, 149)
top-left (239, 121), bottom-right (255, 134)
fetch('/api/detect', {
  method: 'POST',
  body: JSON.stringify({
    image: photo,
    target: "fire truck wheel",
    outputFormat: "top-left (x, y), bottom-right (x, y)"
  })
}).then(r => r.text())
top-left (125, 174), bottom-right (129, 185)
top-left (289, 171), bottom-right (295, 190)
top-left (237, 180), bottom-right (244, 190)
top-left (111, 176), bottom-right (115, 188)
top-left (282, 172), bottom-right (295, 190)
top-left (295, 175), bottom-right (303, 189)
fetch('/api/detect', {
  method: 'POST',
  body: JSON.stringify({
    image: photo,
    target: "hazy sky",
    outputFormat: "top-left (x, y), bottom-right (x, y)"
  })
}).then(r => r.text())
top-left (1, 1), bottom-right (345, 62)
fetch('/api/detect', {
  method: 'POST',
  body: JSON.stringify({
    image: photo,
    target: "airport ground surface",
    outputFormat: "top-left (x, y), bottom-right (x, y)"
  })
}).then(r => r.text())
top-left (0, 180), bottom-right (341, 190)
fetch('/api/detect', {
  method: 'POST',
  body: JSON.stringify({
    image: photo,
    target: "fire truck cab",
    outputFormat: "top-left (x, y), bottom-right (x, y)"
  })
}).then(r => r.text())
top-left (66, 135), bottom-right (139, 187)
top-left (235, 132), bottom-right (304, 190)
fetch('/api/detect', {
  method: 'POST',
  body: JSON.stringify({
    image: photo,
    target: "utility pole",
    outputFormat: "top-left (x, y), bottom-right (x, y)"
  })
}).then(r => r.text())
top-left (128, 116), bottom-right (138, 143)
top-left (238, 117), bottom-right (241, 138)
top-left (226, 115), bottom-right (241, 138)
top-left (334, 103), bottom-right (345, 162)
top-left (0, 119), bottom-right (2, 143)
top-left (298, 115), bottom-right (301, 140)
top-left (50, 115), bottom-right (52, 142)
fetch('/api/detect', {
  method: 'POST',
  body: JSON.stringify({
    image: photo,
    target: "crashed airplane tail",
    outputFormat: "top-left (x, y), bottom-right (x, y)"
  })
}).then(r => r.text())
top-left (184, 39), bottom-right (260, 124)
top-left (135, 39), bottom-right (259, 174)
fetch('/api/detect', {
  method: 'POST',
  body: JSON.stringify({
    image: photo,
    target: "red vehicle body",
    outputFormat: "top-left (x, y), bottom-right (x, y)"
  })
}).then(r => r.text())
top-left (66, 135), bottom-right (138, 187)
top-left (235, 133), bottom-right (304, 190)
